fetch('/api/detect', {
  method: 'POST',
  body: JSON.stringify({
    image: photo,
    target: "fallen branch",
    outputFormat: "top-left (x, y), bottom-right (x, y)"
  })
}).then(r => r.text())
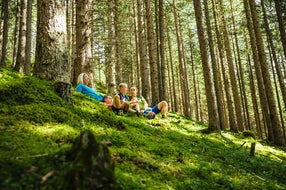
top-left (40, 170), bottom-right (55, 184)
top-left (16, 153), bottom-right (49, 160)
top-left (237, 141), bottom-right (247, 150)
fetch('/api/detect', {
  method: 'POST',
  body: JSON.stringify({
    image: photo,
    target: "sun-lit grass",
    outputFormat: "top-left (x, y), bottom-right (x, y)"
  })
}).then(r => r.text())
top-left (1, 68), bottom-right (286, 189)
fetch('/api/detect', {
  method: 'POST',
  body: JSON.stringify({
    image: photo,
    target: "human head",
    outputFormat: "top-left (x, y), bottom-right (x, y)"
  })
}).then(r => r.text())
top-left (103, 95), bottom-right (113, 103)
top-left (129, 86), bottom-right (138, 97)
top-left (77, 73), bottom-right (90, 85)
top-left (118, 83), bottom-right (128, 94)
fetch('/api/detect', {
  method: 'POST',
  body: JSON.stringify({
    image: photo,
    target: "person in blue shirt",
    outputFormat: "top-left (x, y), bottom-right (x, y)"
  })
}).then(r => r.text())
top-left (129, 86), bottom-right (168, 119)
top-left (76, 73), bottom-right (104, 102)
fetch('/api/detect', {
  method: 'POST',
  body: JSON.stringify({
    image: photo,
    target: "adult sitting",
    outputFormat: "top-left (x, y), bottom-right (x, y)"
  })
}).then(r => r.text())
top-left (76, 73), bottom-right (104, 102)
top-left (112, 83), bottom-right (138, 115)
top-left (129, 86), bottom-right (168, 119)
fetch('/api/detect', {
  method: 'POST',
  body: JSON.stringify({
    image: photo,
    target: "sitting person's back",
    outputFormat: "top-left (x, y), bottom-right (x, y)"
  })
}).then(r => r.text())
top-left (76, 73), bottom-right (104, 102)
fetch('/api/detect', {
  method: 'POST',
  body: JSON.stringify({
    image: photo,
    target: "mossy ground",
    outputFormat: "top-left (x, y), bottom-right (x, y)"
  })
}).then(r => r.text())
top-left (0, 68), bottom-right (286, 189)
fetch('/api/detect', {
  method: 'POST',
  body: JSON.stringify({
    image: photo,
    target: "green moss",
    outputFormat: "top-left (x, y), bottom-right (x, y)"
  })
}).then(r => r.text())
top-left (0, 68), bottom-right (286, 190)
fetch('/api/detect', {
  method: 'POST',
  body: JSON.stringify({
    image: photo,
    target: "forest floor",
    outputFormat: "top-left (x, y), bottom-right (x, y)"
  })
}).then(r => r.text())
top-left (1, 68), bottom-right (286, 190)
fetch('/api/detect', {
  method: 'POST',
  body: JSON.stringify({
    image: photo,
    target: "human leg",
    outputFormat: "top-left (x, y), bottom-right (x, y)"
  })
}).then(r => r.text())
top-left (158, 101), bottom-right (168, 117)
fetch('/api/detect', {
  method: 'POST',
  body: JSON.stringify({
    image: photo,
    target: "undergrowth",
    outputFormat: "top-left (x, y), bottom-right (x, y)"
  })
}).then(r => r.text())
top-left (0, 68), bottom-right (286, 190)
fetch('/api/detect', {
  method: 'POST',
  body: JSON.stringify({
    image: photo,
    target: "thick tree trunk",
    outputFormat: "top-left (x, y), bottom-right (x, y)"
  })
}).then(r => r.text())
top-left (193, 0), bottom-right (219, 132)
top-left (73, 0), bottom-right (93, 85)
top-left (274, 0), bottom-right (286, 63)
top-left (173, 1), bottom-right (192, 117)
top-left (24, 0), bottom-right (32, 74)
top-left (14, 0), bottom-right (27, 73)
top-left (212, 0), bottom-right (236, 131)
top-left (204, 0), bottom-right (226, 130)
top-left (261, 0), bottom-right (286, 110)
top-left (12, 0), bottom-right (20, 68)
top-left (218, 0), bottom-right (244, 132)
top-left (106, 0), bottom-right (116, 94)
top-left (230, 0), bottom-right (251, 130)
top-left (0, 0), bottom-right (9, 68)
top-left (114, 0), bottom-right (122, 84)
top-left (145, 0), bottom-right (159, 105)
top-left (34, 0), bottom-right (70, 82)
top-left (159, 0), bottom-right (166, 101)
top-left (137, 0), bottom-right (150, 102)
top-left (243, 0), bottom-right (271, 140)
top-left (249, 0), bottom-right (285, 146)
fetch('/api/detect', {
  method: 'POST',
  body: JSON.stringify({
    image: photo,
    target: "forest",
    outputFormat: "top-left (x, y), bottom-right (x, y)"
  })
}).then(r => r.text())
top-left (1, 0), bottom-right (286, 189)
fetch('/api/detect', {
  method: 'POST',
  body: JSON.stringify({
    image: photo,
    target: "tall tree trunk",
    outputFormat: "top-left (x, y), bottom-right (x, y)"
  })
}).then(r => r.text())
top-left (243, 0), bottom-right (271, 139)
top-left (70, 0), bottom-right (76, 83)
top-left (167, 26), bottom-right (178, 112)
top-left (218, 0), bottom-right (244, 132)
top-left (204, 0), bottom-right (226, 130)
top-left (248, 0), bottom-right (285, 146)
top-left (261, 0), bottom-right (286, 109)
top-left (189, 31), bottom-right (199, 121)
top-left (34, 0), bottom-right (70, 82)
top-left (145, 0), bottom-right (159, 105)
top-left (193, 0), bottom-right (219, 132)
top-left (0, 0), bottom-right (9, 68)
top-left (230, 0), bottom-right (251, 130)
top-left (137, 0), bottom-right (150, 102)
top-left (12, 0), bottom-right (20, 68)
top-left (106, 0), bottom-right (116, 94)
top-left (114, 0), bottom-right (122, 84)
top-left (0, 0), bottom-right (3, 55)
top-left (274, 0), bottom-right (286, 63)
top-left (159, 0), bottom-right (166, 101)
top-left (247, 55), bottom-right (263, 138)
top-left (133, 1), bottom-right (141, 92)
top-left (24, 0), bottom-right (32, 74)
top-left (268, 41), bottom-right (286, 142)
top-left (173, 1), bottom-right (192, 117)
top-left (73, 0), bottom-right (93, 85)
top-left (66, 0), bottom-right (72, 80)
top-left (14, 0), bottom-right (27, 73)
top-left (212, 0), bottom-right (236, 131)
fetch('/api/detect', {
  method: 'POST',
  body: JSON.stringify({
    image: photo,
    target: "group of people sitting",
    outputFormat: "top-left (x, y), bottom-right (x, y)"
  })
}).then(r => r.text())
top-left (76, 72), bottom-right (168, 119)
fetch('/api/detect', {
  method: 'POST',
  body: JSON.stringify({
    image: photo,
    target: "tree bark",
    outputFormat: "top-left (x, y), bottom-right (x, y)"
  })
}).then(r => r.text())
top-left (106, 0), bottom-right (116, 94)
top-left (14, 0), bottom-right (27, 73)
top-left (137, 0), bottom-right (150, 102)
top-left (24, 0), bottom-right (32, 74)
top-left (212, 0), bottom-right (235, 131)
top-left (218, 0), bottom-right (244, 132)
top-left (145, 0), bottom-right (159, 105)
top-left (243, 0), bottom-right (271, 140)
top-left (0, 0), bottom-right (9, 68)
top-left (12, 0), bottom-right (20, 68)
top-left (261, 0), bottom-right (286, 110)
top-left (159, 0), bottom-right (166, 101)
top-left (167, 26), bottom-right (178, 112)
top-left (248, 0), bottom-right (285, 146)
top-left (204, 0), bottom-right (226, 130)
top-left (193, 0), bottom-right (219, 131)
top-left (34, 0), bottom-right (70, 82)
top-left (114, 0), bottom-right (122, 84)
top-left (274, 0), bottom-right (286, 63)
top-left (73, 0), bottom-right (93, 85)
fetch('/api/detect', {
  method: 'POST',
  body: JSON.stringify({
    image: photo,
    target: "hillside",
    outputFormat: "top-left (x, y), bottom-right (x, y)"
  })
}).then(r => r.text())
top-left (0, 68), bottom-right (286, 190)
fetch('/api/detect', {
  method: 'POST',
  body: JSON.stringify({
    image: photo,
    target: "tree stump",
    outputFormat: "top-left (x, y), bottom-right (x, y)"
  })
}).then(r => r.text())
top-left (64, 130), bottom-right (118, 190)
top-left (53, 81), bottom-right (72, 104)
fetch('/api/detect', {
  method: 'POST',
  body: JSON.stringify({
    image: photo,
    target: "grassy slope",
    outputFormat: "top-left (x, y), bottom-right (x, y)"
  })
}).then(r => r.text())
top-left (0, 68), bottom-right (286, 190)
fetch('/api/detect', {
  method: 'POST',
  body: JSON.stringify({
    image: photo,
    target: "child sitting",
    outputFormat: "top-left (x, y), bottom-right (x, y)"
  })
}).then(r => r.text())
top-left (103, 95), bottom-right (113, 110)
